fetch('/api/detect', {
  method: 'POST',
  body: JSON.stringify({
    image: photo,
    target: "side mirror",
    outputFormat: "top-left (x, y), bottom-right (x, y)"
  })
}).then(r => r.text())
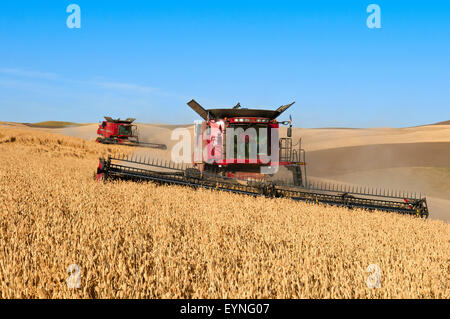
top-left (287, 126), bottom-right (292, 137)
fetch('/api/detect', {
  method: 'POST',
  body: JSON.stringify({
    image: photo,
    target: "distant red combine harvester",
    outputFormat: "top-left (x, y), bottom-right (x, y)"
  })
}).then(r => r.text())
top-left (96, 116), bottom-right (166, 149)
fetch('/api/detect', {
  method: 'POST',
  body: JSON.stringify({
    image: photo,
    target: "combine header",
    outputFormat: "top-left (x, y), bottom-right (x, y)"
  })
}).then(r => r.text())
top-left (95, 100), bottom-right (429, 218)
top-left (96, 117), bottom-right (166, 149)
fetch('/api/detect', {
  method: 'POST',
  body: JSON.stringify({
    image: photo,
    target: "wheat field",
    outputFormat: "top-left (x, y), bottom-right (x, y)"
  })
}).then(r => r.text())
top-left (0, 127), bottom-right (448, 298)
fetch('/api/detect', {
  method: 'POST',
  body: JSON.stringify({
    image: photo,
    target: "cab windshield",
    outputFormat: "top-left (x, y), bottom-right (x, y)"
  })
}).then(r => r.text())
top-left (229, 124), bottom-right (271, 159)
top-left (118, 125), bottom-right (132, 136)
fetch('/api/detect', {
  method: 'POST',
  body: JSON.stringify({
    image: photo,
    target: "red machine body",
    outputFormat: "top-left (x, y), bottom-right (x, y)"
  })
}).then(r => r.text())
top-left (96, 117), bottom-right (138, 145)
top-left (188, 100), bottom-right (306, 182)
top-left (96, 117), bottom-right (167, 149)
top-left (195, 119), bottom-right (280, 165)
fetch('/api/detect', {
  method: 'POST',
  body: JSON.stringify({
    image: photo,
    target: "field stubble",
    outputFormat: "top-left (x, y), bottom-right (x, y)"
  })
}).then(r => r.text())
top-left (0, 128), bottom-right (448, 298)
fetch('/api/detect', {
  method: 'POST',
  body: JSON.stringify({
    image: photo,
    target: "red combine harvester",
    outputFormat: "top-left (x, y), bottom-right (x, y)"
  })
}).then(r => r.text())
top-left (94, 100), bottom-right (429, 218)
top-left (96, 117), bottom-right (166, 149)
top-left (187, 99), bottom-right (306, 185)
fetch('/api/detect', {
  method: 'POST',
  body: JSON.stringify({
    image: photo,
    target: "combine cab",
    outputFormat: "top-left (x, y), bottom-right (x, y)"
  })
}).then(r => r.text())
top-left (96, 117), bottom-right (166, 149)
top-left (95, 100), bottom-right (429, 218)
top-left (187, 99), bottom-right (306, 186)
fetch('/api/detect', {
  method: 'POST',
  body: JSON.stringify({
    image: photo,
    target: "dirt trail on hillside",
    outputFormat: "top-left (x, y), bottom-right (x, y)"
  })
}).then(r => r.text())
top-left (306, 142), bottom-right (450, 176)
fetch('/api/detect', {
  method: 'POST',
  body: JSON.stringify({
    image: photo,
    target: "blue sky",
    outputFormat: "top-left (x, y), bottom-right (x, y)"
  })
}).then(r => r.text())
top-left (0, 0), bottom-right (449, 127)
